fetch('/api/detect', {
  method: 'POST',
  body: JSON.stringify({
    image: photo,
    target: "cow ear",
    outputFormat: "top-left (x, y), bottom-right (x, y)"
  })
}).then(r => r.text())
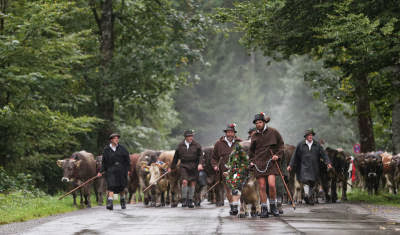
top-left (57, 160), bottom-right (64, 168)
top-left (74, 160), bottom-right (82, 168)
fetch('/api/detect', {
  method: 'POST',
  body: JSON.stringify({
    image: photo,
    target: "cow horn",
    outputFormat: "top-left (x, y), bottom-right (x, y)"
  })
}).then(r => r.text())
top-left (56, 160), bottom-right (64, 168)
top-left (74, 160), bottom-right (82, 168)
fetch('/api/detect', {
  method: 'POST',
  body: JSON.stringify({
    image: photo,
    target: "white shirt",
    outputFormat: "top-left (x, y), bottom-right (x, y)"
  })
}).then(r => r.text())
top-left (257, 125), bottom-right (268, 133)
top-left (306, 140), bottom-right (313, 150)
top-left (184, 140), bottom-right (191, 150)
top-left (224, 136), bottom-right (235, 147)
top-left (110, 144), bottom-right (118, 152)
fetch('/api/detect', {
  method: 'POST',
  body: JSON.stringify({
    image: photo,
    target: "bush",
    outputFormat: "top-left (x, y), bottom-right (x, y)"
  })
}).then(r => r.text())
top-left (0, 167), bottom-right (42, 195)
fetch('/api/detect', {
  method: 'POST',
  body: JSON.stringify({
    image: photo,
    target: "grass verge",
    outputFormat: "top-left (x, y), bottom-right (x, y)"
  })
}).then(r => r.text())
top-left (0, 190), bottom-right (100, 225)
top-left (347, 188), bottom-right (400, 207)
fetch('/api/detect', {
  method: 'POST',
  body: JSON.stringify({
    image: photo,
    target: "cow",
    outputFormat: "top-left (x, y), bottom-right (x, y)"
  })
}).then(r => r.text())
top-left (394, 154), bottom-right (400, 194)
top-left (158, 150), bottom-right (180, 207)
top-left (355, 152), bottom-right (383, 195)
top-left (195, 146), bottom-right (219, 205)
top-left (57, 151), bottom-right (97, 208)
top-left (380, 152), bottom-right (396, 194)
top-left (147, 161), bottom-right (169, 207)
top-left (94, 155), bottom-right (107, 205)
top-left (322, 147), bottom-right (351, 202)
top-left (128, 153), bottom-right (141, 204)
top-left (136, 150), bottom-right (161, 206)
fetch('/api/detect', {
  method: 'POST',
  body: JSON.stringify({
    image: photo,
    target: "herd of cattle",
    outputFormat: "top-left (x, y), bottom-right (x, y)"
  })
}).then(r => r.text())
top-left (56, 141), bottom-right (400, 216)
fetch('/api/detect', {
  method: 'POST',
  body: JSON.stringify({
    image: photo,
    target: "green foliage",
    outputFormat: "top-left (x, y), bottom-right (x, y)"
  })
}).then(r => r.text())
top-left (216, 0), bottom-right (400, 150)
top-left (347, 188), bottom-right (400, 207)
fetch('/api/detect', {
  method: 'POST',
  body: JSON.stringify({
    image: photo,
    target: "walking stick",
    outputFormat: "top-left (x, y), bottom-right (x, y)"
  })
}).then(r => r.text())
top-left (58, 173), bottom-right (103, 200)
top-left (270, 150), bottom-right (296, 210)
top-left (142, 171), bottom-right (169, 193)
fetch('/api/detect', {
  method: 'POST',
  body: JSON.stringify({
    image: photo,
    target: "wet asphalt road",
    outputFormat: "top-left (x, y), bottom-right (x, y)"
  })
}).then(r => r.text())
top-left (2, 201), bottom-right (400, 235)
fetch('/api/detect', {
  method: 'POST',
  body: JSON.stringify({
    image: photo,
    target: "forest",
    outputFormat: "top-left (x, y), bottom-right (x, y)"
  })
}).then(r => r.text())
top-left (0, 0), bottom-right (399, 194)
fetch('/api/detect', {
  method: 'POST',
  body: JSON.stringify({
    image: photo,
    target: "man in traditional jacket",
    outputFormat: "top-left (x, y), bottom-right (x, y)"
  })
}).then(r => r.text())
top-left (249, 113), bottom-right (284, 218)
top-left (287, 129), bottom-right (332, 205)
top-left (169, 130), bottom-right (203, 208)
top-left (211, 123), bottom-right (242, 215)
top-left (98, 133), bottom-right (131, 210)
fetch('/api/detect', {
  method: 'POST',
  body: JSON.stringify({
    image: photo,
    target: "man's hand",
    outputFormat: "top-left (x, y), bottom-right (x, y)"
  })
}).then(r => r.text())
top-left (97, 172), bottom-right (102, 177)
top-left (287, 166), bottom-right (291, 172)
top-left (168, 168), bottom-right (172, 173)
top-left (327, 163), bottom-right (333, 169)
top-left (213, 166), bottom-right (219, 172)
top-left (272, 155), bottom-right (279, 161)
top-left (198, 164), bottom-right (203, 171)
top-left (128, 171), bottom-right (131, 176)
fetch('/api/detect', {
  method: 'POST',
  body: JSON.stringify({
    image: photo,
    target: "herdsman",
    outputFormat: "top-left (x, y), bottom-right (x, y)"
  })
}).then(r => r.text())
top-left (249, 113), bottom-right (284, 218)
top-left (211, 123), bottom-right (242, 215)
top-left (287, 129), bottom-right (332, 205)
top-left (98, 133), bottom-right (131, 210)
top-left (169, 130), bottom-right (203, 208)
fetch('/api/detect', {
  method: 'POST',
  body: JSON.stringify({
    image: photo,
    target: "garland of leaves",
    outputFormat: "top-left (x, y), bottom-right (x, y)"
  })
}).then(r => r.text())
top-left (225, 144), bottom-right (249, 190)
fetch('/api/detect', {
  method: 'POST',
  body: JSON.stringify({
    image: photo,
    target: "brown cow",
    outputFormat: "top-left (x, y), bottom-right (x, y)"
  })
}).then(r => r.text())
top-left (136, 150), bottom-right (162, 206)
top-left (128, 153), bottom-right (141, 204)
top-left (147, 161), bottom-right (169, 207)
top-left (194, 146), bottom-right (217, 206)
top-left (158, 150), bottom-right (180, 207)
top-left (381, 152), bottom-right (396, 194)
top-left (57, 151), bottom-right (97, 208)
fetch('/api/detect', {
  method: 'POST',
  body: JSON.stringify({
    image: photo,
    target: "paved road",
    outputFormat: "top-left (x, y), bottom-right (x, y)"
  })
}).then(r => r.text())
top-left (1, 202), bottom-right (400, 234)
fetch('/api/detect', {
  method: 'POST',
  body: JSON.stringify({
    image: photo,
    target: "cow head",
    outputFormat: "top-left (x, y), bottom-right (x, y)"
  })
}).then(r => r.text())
top-left (148, 161), bottom-right (168, 185)
top-left (57, 159), bottom-right (82, 183)
top-left (364, 152), bottom-right (382, 179)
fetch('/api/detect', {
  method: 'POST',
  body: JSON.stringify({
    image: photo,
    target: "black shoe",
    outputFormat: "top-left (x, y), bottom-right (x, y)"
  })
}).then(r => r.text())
top-left (229, 204), bottom-right (234, 215)
top-left (270, 203), bottom-right (279, 217)
top-left (231, 205), bottom-right (238, 216)
top-left (120, 198), bottom-right (126, 209)
top-left (106, 199), bottom-right (113, 210)
top-left (187, 199), bottom-right (194, 208)
top-left (260, 205), bottom-right (269, 218)
top-left (181, 199), bottom-right (187, 208)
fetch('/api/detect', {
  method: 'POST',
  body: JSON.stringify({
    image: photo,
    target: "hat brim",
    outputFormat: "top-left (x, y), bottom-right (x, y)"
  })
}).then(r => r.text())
top-left (109, 134), bottom-right (120, 139)
top-left (304, 132), bottom-right (315, 138)
top-left (223, 129), bottom-right (237, 133)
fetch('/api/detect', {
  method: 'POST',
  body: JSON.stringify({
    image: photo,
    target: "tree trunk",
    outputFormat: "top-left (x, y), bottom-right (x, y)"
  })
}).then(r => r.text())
top-left (355, 75), bottom-right (375, 152)
top-left (393, 99), bottom-right (400, 154)
top-left (0, 0), bottom-right (7, 33)
top-left (95, 0), bottom-right (115, 153)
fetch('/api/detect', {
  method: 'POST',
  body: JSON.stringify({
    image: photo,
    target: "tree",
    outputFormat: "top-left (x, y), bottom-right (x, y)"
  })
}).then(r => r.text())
top-left (217, 0), bottom-right (400, 152)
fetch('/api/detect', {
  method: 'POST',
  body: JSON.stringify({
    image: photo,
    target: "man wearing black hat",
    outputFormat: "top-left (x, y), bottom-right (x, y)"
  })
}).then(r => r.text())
top-left (169, 130), bottom-right (202, 208)
top-left (248, 127), bottom-right (256, 140)
top-left (211, 123), bottom-right (242, 215)
top-left (287, 129), bottom-right (332, 205)
top-left (98, 133), bottom-right (131, 210)
top-left (249, 113), bottom-right (284, 218)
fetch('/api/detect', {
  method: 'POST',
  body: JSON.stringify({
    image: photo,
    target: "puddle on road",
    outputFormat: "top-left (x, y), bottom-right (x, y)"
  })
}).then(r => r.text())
top-left (74, 229), bottom-right (100, 235)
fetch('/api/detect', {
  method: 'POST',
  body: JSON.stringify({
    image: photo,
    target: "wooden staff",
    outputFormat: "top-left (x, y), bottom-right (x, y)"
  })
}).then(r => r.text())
top-left (58, 173), bottom-right (102, 200)
top-left (270, 149), bottom-right (296, 210)
top-left (142, 171), bottom-right (169, 193)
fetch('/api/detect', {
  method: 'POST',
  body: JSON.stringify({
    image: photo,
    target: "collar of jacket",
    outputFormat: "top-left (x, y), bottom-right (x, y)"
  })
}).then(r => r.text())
top-left (256, 125), bottom-right (268, 134)
top-left (219, 136), bottom-right (242, 144)
top-left (303, 139), bottom-right (316, 146)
